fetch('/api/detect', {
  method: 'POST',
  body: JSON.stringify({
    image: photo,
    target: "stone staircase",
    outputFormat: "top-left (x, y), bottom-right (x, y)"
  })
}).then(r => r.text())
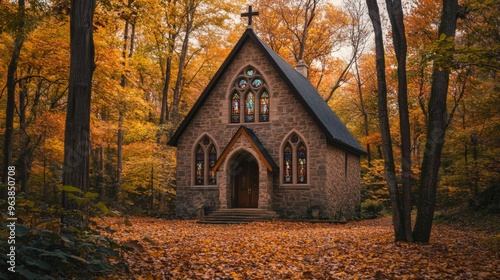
top-left (197, 208), bottom-right (279, 224)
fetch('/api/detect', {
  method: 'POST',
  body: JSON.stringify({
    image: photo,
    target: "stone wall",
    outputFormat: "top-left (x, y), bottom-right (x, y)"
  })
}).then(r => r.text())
top-left (175, 35), bottom-right (361, 219)
top-left (216, 135), bottom-right (273, 210)
top-left (322, 145), bottom-right (361, 219)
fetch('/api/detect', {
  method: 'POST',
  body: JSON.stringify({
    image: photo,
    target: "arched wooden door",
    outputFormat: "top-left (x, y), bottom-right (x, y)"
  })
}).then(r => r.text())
top-left (232, 153), bottom-right (259, 208)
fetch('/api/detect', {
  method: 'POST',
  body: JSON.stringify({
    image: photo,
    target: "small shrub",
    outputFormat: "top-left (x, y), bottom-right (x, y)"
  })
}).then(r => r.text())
top-left (361, 199), bottom-right (384, 219)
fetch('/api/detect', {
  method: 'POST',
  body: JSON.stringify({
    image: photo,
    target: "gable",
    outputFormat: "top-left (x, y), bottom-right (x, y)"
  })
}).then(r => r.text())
top-left (168, 28), bottom-right (365, 156)
top-left (213, 126), bottom-right (278, 172)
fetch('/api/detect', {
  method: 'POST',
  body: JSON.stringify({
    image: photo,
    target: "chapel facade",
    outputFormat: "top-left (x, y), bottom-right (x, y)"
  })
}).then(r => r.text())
top-left (168, 27), bottom-right (365, 219)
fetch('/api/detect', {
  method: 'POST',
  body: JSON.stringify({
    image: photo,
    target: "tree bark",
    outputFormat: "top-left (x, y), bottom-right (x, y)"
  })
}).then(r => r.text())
top-left (159, 0), bottom-right (178, 126)
top-left (3, 0), bottom-right (26, 184)
top-left (159, 56), bottom-right (172, 125)
top-left (62, 0), bottom-right (96, 208)
top-left (117, 3), bottom-right (136, 194)
top-left (366, 0), bottom-right (406, 241)
top-left (298, 0), bottom-right (318, 62)
top-left (171, 0), bottom-right (197, 123)
top-left (19, 73), bottom-right (29, 193)
top-left (385, 0), bottom-right (412, 242)
top-left (354, 60), bottom-right (371, 167)
top-left (413, 0), bottom-right (459, 243)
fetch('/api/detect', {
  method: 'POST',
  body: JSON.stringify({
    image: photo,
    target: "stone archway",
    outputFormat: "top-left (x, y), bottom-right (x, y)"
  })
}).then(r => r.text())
top-left (228, 151), bottom-right (259, 208)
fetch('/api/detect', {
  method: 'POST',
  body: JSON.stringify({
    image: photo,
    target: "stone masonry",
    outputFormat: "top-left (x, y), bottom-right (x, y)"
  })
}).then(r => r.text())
top-left (173, 33), bottom-right (362, 219)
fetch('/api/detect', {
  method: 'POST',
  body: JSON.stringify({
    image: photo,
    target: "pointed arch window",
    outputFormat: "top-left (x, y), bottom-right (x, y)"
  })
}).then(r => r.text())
top-left (284, 143), bottom-right (293, 184)
top-left (208, 145), bottom-right (217, 185)
top-left (245, 92), bottom-right (255, 122)
top-left (231, 92), bottom-right (240, 123)
top-left (229, 67), bottom-right (269, 123)
top-left (282, 133), bottom-right (308, 185)
top-left (193, 136), bottom-right (218, 186)
top-left (297, 143), bottom-right (307, 183)
top-left (260, 91), bottom-right (269, 122)
top-left (195, 145), bottom-right (204, 185)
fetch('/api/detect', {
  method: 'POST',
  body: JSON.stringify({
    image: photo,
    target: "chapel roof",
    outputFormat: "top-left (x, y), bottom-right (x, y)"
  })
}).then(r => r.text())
top-left (213, 126), bottom-right (278, 172)
top-left (168, 28), bottom-right (366, 155)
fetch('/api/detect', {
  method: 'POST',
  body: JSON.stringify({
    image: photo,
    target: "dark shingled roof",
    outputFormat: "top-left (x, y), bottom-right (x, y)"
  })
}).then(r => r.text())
top-left (168, 28), bottom-right (366, 155)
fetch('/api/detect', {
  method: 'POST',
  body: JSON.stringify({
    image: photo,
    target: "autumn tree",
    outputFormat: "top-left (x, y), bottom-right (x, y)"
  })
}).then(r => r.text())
top-left (62, 0), bottom-right (96, 212)
top-left (413, 0), bottom-right (459, 242)
top-left (366, 0), bottom-right (407, 241)
top-left (2, 0), bottom-right (27, 185)
top-left (385, 0), bottom-right (413, 241)
top-left (256, 0), bottom-right (350, 97)
top-left (366, 0), bottom-right (462, 242)
top-left (117, 0), bottom-right (137, 194)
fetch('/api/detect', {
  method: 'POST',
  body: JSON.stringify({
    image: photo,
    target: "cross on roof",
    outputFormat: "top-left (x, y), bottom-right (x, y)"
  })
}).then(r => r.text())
top-left (241, 5), bottom-right (259, 27)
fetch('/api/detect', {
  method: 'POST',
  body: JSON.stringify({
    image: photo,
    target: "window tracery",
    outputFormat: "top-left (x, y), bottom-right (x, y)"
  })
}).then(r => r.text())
top-left (282, 133), bottom-right (308, 184)
top-left (194, 136), bottom-right (218, 186)
top-left (230, 67), bottom-right (269, 123)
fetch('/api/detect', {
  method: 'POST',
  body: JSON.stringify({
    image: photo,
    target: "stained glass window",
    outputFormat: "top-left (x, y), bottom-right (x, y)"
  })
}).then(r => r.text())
top-left (231, 92), bottom-right (240, 123)
top-left (230, 68), bottom-right (269, 124)
top-left (245, 92), bottom-right (255, 122)
top-left (202, 136), bottom-right (210, 145)
top-left (209, 145), bottom-right (217, 184)
top-left (282, 134), bottom-right (307, 185)
top-left (284, 143), bottom-right (293, 183)
top-left (237, 78), bottom-right (248, 89)
top-left (297, 143), bottom-right (307, 183)
top-left (251, 78), bottom-right (263, 88)
top-left (195, 145), bottom-right (204, 185)
top-left (260, 91), bottom-right (269, 122)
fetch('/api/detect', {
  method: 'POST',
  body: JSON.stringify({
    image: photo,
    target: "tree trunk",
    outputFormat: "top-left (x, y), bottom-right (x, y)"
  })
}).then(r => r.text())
top-left (19, 74), bottom-right (29, 193)
top-left (3, 0), bottom-right (26, 184)
top-left (366, 0), bottom-right (406, 241)
top-left (62, 0), bottom-right (96, 209)
top-left (117, 5), bottom-right (136, 195)
top-left (385, 0), bottom-right (412, 242)
top-left (413, 0), bottom-right (459, 243)
top-left (298, 0), bottom-right (318, 62)
top-left (159, 56), bottom-right (172, 125)
top-left (117, 113), bottom-right (123, 191)
top-left (354, 60), bottom-right (371, 167)
top-left (159, 13), bottom-right (178, 126)
top-left (171, 0), bottom-right (196, 123)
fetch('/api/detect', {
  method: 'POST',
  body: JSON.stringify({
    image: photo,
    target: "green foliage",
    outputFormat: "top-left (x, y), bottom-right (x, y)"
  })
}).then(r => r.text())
top-left (0, 224), bottom-right (126, 279)
top-left (424, 33), bottom-right (457, 71)
top-left (0, 190), bottom-right (126, 279)
top-left (61, 186), bottom-right (116, 217)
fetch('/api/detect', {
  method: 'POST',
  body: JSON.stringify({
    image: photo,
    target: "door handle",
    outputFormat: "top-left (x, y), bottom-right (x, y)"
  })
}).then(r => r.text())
top-left (248, 188), bottom-right (251, 195)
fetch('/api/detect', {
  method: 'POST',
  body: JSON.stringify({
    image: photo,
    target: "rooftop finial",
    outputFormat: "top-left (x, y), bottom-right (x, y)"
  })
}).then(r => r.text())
top-left (241, 5), bottom-right (259, 28)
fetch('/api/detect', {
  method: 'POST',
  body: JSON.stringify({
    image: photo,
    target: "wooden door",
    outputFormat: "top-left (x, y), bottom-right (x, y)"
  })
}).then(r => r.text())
top-left (235, 159), bottom-right (259, 208)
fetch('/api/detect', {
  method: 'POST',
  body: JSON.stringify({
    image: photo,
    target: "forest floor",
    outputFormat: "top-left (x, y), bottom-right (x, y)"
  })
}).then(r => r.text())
top-left (95, 216), bottom-right (500, 279)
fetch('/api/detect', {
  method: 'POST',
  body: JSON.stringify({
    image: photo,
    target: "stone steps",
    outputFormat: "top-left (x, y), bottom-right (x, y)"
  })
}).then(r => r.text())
top-left (198, 208), bottom-right (279, 224)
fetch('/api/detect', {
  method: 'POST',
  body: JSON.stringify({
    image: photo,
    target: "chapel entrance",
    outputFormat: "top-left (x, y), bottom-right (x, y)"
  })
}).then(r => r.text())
top-left (230, 152), bottom-right (259, 208)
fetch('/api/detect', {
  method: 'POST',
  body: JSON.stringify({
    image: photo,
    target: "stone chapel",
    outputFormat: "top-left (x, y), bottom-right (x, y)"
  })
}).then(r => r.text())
top-left (168, 17), bottom-right (366, 220)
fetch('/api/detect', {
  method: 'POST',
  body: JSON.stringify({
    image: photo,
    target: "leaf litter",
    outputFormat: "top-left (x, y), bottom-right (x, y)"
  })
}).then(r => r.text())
top-left (95, 217), bottom-right (499, 279)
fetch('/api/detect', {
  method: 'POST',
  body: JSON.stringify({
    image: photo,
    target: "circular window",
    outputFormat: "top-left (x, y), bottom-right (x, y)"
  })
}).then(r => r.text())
top-left (251, 78), bottom-right (263, 88)
top-left (237, 78), bottom-right (248, 89)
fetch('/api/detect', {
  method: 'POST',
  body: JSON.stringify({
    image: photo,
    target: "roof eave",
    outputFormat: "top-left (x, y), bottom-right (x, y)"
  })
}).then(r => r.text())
top-left (326, 137), bottom-right (367, 156)
top-left (167, 29), bottom-right (254, 146)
